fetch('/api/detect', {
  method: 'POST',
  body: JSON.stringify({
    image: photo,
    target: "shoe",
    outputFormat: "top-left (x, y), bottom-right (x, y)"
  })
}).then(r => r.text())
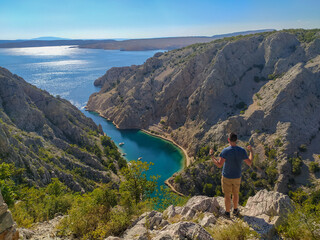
top-left (223, 211), bottom-right (231, 219)
top-left (233, 208), bottom-right (240, 216)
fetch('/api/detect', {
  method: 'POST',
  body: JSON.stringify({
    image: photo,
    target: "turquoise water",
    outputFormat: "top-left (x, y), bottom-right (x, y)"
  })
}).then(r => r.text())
top-left (0, 46), bottom-right (184, 186)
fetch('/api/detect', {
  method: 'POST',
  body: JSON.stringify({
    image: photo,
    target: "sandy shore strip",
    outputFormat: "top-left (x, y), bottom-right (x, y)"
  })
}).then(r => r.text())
top-left (164, 179), bottom-right (185, 197)
top-left (85, 109), bottom-right (191, 168)
top-left (140, 129), bottom-right (191, 168)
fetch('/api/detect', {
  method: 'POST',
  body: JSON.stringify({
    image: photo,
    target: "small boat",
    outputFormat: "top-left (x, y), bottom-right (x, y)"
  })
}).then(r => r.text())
top-left (138, 157), bottom-right (142, 160)
top-left (119, 142), bottom-right (124, 146)
top-left (122, 153), bottom-right (127, 156)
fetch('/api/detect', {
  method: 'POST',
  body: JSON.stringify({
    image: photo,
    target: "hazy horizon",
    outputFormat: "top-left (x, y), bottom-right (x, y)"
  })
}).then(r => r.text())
top-left (1, 0), bottom-right (319, 40)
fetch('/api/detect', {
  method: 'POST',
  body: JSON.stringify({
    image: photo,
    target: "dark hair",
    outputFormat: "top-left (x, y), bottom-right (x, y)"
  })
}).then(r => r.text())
top-left (229, 132), bottom-right (237, 142)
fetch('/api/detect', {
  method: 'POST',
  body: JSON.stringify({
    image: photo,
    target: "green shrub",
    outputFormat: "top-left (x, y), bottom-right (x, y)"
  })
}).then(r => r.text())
top-left (203, 183), bottom-right (214, 196)
top-left (0, 163), bottom-right (17, 207)
top-left (299, 144), bottom-right (307, 152)
top-left (120, 160), bottom-right (158, 204)
top-left (58, 186), bottom-right (118, 239)
top-left (309, 162), bottom-right (320, 173)
top-left (289, 156), bottom-right (303, 175)
top-left (11, 178), bottom-right (74, 227)
top-left (277, 202), bottom-right (320, 239)
top-left (264, 146), bottom-right (277, 159)
top-left (101, 135), bottom-right (113, 148)
top-left (274, 138), bottom-right (283, 147)
top-left (174, 174), bottom-right (183, 184)
top-left (153, 186), bottom-right (189, 212)
top-left (236, 101), bottom-right (247, 110)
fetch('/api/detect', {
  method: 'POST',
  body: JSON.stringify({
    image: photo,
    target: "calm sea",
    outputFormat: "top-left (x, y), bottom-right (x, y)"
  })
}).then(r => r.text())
top-left (0, 46), bottom-right (183, 186)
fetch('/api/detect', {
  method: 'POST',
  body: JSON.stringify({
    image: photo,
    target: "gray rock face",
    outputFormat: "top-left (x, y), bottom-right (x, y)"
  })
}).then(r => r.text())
top-left (243, 189), bottom-right (294, 217)
top-left (153, 222), bottom-right (213, 240)
top-left (87, 30), bottom-right (320, 194)
top-left (242, 190), bottom-right (294, 238)
top-left (0, 67), bottom-right (121, 191)
top-left (163, 196), bottom-right (219, 221)
top-left (122, 211), bottom-right (167, 240)
top-left (199, 213), bottom-right (216, 227)
top-left (0, 190), bottom-right (19, 240)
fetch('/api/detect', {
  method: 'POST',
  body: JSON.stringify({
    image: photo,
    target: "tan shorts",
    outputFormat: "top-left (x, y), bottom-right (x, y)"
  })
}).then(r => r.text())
top-left (221, 176), bottom-right (241, 196)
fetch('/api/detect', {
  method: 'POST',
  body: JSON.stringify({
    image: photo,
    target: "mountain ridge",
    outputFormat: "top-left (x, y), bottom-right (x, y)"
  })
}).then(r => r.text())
top-left (0, 29), bottom-right (274, 51)
top-left (86, 29), bottom-right (320, 194)
top-left (0, 67), bottom-right (125, 192)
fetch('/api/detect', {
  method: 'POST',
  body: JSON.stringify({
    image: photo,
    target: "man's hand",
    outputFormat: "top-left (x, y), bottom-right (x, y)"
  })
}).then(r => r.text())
top-left (244, 145), bottom-right (254, 166)
top-left (209, 148), bottom-right (214, 156)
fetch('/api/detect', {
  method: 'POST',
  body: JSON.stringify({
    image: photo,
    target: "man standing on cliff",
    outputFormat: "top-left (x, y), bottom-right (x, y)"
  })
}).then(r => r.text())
top-left (209, 132), bottom-right (253, 218)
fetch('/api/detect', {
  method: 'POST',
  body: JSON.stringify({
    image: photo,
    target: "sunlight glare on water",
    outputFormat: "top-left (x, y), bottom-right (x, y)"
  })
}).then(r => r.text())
top-left (0, 46), bottom-right (184, 187)
top-left (3, 46), bottom-right (80, 56)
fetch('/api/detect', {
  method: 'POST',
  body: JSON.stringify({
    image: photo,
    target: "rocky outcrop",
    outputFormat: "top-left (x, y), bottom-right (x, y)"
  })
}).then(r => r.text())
top-left (0, 67), bottom-right (122, 191)
top-left (242, 190), bottom-right (294, 238)
top-left (87, 29), bottom-right (320, 193)
top-left (106, 190), bottom-right (293, 239)
top-left (18, 216), bottom-right (64, 240)
top-left (0, 190), bottom-right (19, 240)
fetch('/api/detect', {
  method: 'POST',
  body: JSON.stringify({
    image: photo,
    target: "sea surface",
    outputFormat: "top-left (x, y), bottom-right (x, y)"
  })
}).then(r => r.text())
top-left (0, 46), bottom-right (183, 186)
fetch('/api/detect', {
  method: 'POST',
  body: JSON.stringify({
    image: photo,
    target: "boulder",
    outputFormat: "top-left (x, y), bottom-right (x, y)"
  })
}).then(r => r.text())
top-left (105, 237), bottom-right (121, 240)
top-left (153, 222), bottom-right (213, 240)
top-left (164, 196), bottom-right (220, 221)
top-left (184, 196), bottom-right (220, 214)
top-left (242, 190), bottom-right (294, 238)
top-left (243, 189), bottom-right (294, 217)
top-left (199, 213), bottom-right (217, 227)
top-left (122, 211), bottom-right (165, 240)
top-left (0, 190), bottom-right (19, 240)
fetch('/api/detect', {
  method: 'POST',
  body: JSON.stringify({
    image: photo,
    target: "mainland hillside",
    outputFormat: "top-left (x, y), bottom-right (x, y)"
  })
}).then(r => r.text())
top-left (87, 29), bottom-right (320, 197)
top-left (0, 30), bottom-right (273, 51)
top-left (0, 67), bottom-right (126, 192)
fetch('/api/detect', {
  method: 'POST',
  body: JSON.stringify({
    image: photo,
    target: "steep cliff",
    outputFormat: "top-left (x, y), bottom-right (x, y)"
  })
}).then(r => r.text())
top-left (0, 67), bottom-right (123, 192)
top-left (87, 29), bottom-right (320, 193)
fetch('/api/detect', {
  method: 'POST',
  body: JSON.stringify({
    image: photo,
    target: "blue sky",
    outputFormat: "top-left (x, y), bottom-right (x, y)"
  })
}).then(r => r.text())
top-left (0, 0), bottom-right (319, 39)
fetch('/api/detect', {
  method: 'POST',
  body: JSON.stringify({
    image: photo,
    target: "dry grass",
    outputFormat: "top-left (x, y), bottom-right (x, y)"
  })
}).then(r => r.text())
top-left (206, 219), bottom-right (260, 240)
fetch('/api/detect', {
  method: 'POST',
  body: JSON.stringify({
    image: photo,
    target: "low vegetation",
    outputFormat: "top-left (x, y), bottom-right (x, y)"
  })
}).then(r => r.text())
top-left (2, 160), bottom-right (187, 239)
top-left (277, 188), bottom-right (320, 239)
top-left (206, 220), bottom-right (260, 240)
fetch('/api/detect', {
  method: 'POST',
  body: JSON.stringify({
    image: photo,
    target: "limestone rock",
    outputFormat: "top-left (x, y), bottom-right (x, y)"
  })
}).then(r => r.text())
top-left (122, 211), bottom-right (165, 240)
top-left (105, 237), bottom-right (121, 240)
top-left (199, 213), bottom-right (217, 227)
top-left (242, 190), bottom-right (294, 238)
top-left (0, 67), bottom-right (121, 191)
top-left (16, 228), bottom-right (34, 239)
top-left (0, 190), bottom-right (19, 240)
top-left (164, 196), bottom-right (220, 221)
top-left (87, 30), bottom-right (320, 195)
top-left (243, 189), bottom-right (294, 217)
top-left (184, 196), bottom-right (220, 214)
top-left (153, 222), bottom-right (213, 240)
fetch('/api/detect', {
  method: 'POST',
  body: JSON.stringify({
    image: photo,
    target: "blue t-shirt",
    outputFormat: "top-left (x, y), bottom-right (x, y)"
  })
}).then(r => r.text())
top-left (219, 146), bottom-right (248, 179)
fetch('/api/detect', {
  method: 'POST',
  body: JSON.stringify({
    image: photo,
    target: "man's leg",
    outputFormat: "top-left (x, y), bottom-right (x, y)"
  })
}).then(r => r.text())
top-left (232, 191), bottom-right (239, 209)
top-left (221, 176), bottom-right (232, 214)
top-left (224, 193), bottom-right (232, 212)
top-left (231, 178), bottom-right (241, 215)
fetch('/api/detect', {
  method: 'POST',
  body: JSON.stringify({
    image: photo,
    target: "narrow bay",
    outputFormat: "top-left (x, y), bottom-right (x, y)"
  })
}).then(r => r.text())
top-left (0, 46), bottom-right (184, 186)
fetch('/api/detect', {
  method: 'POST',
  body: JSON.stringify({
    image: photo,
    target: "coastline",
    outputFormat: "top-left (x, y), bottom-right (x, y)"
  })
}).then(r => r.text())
top-left (85, 108), bottom-right (191, 168)
top-left (85, 109), bottom-right (190, 196)
top-left (140, 129), bottom-right (191, 168)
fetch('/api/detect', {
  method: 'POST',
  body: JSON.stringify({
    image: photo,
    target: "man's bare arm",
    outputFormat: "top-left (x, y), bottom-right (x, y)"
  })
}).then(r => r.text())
top-left (244, 145), bottom-right (253, 166)
top-left (209, 148), bottom-right (225, 168)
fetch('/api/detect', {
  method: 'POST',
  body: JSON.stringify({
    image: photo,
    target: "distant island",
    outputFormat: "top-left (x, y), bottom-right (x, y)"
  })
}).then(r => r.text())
top-left (0, 29), bottom-right (274, 51)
